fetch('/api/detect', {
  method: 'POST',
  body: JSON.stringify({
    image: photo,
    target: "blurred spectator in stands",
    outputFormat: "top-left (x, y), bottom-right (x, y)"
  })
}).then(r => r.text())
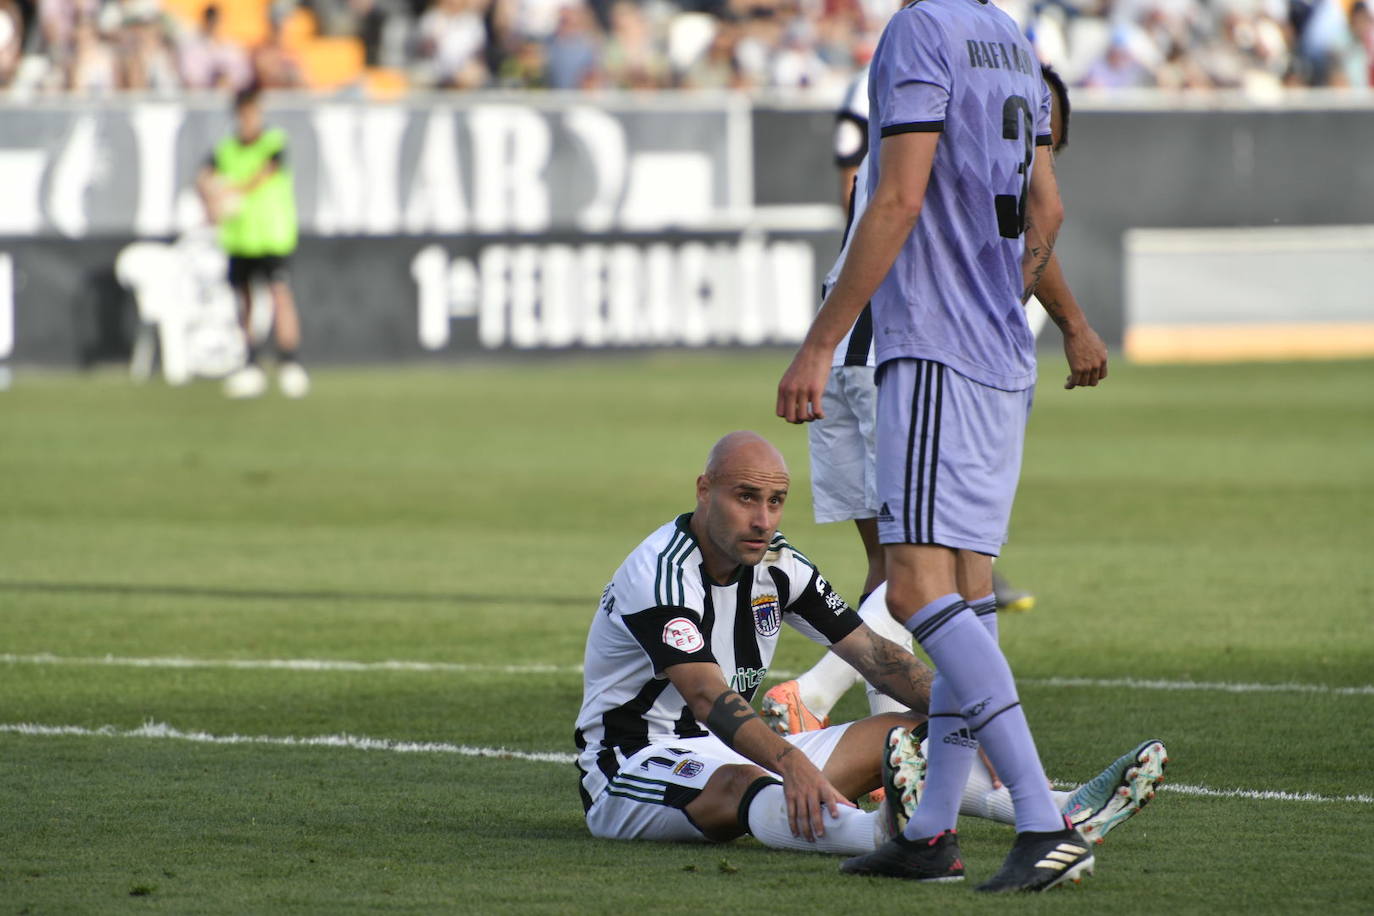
top-left (1349, 0), bottom-right (1374, 85)
top-left (0, 0), bottom-right (22, 86)
top-left (1289, 0), bottom-right (1349, 84)
top-left (513, 0), bottom-right (567, 43)
top-left (350, 0), bottom-right (390, 65)
top-left (179, 4), bottom-right (252, 90)
top-left (768, 15), bottom-right (831, 88)
top-left (675, 13), bottom-right (749, 88)
top-left (121, 1), bottom-right (181, 92)
top-left (733, 0), bottom-right (782, 85)
top-left (251, 10), bottom-right (303, 88)
top-left (1082, 29), bottom-right (1158, 87)
top-left (603, 0), bottom-right (664, 88)
top-left (545, 0), bottom-right (599, 88)
top-left (813, 0), bottom-right (865, 70)
top-left (40, 0), bottom-right (97, 75)
top-left (67, 14), bottom-right (118, 93)
top-left (1155, 38), bottom-right (1214, 88)
top-left (416, 0), bottom-right (488, 87)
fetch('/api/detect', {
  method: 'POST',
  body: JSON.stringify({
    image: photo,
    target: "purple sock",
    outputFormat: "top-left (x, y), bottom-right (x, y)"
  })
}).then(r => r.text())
top-left (904, 671), bottom-right (977, 838)
top-left (969, 594), bottom-right (997, 642)
top-left (903, 593), bottom-right (1062, 833)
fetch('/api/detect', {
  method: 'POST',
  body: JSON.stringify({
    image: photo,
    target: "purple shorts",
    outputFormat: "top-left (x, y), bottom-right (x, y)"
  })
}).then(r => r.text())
top-left (874, 358), bottom-right (1034, 555)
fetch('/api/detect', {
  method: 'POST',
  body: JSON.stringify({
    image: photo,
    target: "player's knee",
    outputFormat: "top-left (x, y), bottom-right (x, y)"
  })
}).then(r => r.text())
top-left (687, 763), bottom-right (769, 839)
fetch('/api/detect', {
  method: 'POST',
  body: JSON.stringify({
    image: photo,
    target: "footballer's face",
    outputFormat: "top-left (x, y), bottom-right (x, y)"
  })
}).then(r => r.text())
top-left (693, 439), bottom-right (789, 582)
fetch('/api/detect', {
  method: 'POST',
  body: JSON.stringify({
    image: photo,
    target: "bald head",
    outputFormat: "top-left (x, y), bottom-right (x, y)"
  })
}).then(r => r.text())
top-left (691, 432), bottom-right (790, 581)
top-left (704, 431), bottom-right (789, 481)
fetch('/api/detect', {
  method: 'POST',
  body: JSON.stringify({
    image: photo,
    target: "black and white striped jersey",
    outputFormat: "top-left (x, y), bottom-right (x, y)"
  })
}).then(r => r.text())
top-left (574, 513), bottom-right (862, 811)
top-left (829, 64), bottom-right (877, 369)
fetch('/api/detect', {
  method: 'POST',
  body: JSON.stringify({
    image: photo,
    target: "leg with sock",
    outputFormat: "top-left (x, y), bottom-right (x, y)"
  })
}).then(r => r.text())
top-left (900, 591), bottom-right (1063, 834)
top-left (742, 779), bottom-right (884, 855)
top-left (955, 593), bottom-right (1072, 824)
top-left (903, 673), bottom-right (977, 838)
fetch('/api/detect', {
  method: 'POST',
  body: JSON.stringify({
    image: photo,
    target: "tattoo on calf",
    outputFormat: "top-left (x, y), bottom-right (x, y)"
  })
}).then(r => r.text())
top-left (706, 691), bottom-right (761, 747)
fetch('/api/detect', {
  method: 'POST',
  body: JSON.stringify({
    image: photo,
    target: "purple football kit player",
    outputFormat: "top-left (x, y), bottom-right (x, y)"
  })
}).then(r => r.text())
top-left (778, 0), bottom-right (1111, 892)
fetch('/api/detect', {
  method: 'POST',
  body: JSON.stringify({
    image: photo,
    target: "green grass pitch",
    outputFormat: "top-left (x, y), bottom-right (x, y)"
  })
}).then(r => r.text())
top-left (1, 354), bottom-right (1372, 912)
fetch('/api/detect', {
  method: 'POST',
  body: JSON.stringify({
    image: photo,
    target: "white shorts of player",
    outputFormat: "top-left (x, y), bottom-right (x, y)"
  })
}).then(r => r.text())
top-left (584, 723), bottom-right (854, 842)
top-left (808, 365), bottom-right (878, 524)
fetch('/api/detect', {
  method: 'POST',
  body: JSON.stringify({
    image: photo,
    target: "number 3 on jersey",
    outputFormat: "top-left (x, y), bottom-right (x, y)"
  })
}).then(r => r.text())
top-left (995, 95), bottom-right (1033, 239)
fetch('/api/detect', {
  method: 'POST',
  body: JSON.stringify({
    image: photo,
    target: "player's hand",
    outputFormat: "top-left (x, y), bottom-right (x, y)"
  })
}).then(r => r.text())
top-left (776, 346), bottom-right (830, 424)
top-left (778, 750), bottom-right (854, 841)
top-left (1062, 324), bottom-right (1108, 389)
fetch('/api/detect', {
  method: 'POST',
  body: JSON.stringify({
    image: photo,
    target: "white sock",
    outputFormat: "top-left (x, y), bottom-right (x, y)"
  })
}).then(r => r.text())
top-left (956, 756), bottom-right (1073, 825)
top-left (859, 585), bottom-right (915, 716)
top-left (744, 784), bottom-right (880, 854)
top-left (795, 652), bottom-right (862, 718)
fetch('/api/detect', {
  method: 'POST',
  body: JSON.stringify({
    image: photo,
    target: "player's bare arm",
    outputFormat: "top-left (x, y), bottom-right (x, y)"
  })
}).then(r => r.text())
top-left (827, 623), bottom-right (934, 713)
top-left (237, 159), bottom-right (281, 194)
top-left (1035, 253), bottom-right (1109, 389)
top-left (1020, 152), bottom-right (1063, 306)
top-left (667, 661), bottom-right (853, 841)
top-left (194, 164), bottom-right (222, 222)
top-left (776, 131), bottom-right (939, 425)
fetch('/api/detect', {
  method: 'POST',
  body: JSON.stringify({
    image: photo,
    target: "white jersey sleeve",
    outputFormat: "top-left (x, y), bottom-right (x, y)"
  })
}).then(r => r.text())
top-left (833, 65), bottom-right (872, 168)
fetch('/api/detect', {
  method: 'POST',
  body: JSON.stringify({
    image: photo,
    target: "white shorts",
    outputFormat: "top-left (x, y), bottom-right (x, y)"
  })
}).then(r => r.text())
top-left (808, 365), bottom-right (879, 524)
top-left (584, 724), bottom-right (854, 843)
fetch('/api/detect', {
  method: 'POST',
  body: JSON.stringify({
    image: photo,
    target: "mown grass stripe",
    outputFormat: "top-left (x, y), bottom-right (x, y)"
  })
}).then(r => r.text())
top-left (5, 654), bottom-right (1372, 697)
top-left (4, 722), bottom-right (1371, 806)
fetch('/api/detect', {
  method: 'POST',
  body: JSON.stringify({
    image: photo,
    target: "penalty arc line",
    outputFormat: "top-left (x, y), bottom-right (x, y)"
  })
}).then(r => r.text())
top-left (2, 721), bottom-right (1372, 807)
top-left (3, 653), bottom-right (1373, 697)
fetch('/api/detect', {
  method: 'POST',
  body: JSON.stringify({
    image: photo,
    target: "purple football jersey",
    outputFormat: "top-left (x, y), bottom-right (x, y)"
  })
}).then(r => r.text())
top-left (865, 0), bottom-right (1052, 391)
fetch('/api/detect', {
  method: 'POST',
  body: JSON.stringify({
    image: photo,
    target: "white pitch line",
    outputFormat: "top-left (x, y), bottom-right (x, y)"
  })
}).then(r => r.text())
top-left (3, 721), bottom-right (1371, 806)
top-left (3, 653), bottom-right (1373, 697)
top-left (0, 653), bottom-right (575, 676)
top-left (1019, 675), bottom-right (1374, 697)
top-left (0, 721), bottom-right (576, 764)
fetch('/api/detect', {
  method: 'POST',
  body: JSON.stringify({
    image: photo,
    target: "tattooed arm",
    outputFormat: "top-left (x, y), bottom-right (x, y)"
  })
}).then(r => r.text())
top-left (1021, 149), bottom-right (1108, 389)
top-left (1021, 149), bottom-right (1063, 306)
top-left (666, 661), bottom-right (852, 840)
top-left (1036, 253), bottom-right (1109, 389)
top-left (827, 623), bottom-right (933, 714)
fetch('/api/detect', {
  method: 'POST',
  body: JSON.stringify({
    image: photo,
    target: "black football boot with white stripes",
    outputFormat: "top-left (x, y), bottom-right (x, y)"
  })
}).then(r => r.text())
top-left (975, 820), bottom-right (1094, 892)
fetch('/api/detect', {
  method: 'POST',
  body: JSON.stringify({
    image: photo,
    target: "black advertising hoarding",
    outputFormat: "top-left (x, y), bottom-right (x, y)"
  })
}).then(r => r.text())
top-left (0, 95), bottom-right (844, 368)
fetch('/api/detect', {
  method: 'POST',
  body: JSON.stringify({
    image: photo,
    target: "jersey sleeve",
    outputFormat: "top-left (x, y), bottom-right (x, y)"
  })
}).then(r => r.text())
top-left (1034, 76), bottom-right (1053, 147)
top-left (833, 68), bottom-right (871, 168)
top-left (776, 547), bottom-right (862, 645)
top-left (834, 114), bottom-right (868, 168)
top-left (872, 9), bottom-right (952, 137)
top-left (618, 606), bottom-right (718, 674)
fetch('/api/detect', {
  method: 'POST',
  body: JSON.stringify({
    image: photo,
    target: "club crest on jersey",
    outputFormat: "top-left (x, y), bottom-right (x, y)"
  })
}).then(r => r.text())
top-left (750, 594), bottom-right (781, 637)
top-left (673, 758), bottom-right (705, 778)
top-left (663, 617), bottom-right (705, 653)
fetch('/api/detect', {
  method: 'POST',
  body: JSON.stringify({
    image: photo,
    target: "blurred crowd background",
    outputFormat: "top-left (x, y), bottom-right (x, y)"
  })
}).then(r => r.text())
top-left (0, 0), bottom-right (1370, 97)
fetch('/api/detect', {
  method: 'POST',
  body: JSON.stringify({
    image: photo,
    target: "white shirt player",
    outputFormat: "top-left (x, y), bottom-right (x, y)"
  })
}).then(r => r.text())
top-left (828, 65), bottom-right (877, 370)
top-left (574, 513), bottom-right (862, 811)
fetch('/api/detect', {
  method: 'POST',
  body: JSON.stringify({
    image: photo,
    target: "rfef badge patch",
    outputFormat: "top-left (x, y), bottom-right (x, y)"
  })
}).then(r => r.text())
top-left (751, 594), bottom-right (781, 637)
top-left (663, 617), bottom-right (705, 653)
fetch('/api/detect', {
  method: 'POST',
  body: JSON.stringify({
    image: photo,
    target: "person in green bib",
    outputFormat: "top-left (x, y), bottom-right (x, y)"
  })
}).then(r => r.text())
top-left (197, 84), bottom-right (308, 398)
